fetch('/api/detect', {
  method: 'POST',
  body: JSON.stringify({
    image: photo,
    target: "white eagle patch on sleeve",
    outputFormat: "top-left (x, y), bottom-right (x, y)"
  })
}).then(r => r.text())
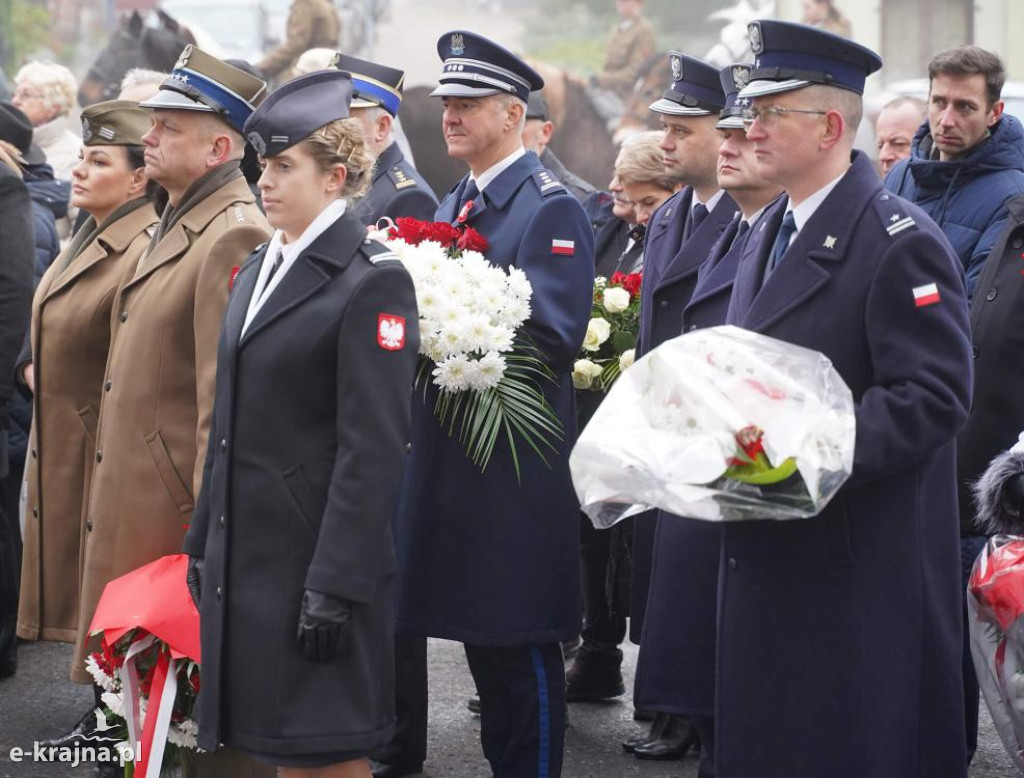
top-left (377, 314), bottom-right (406, 351)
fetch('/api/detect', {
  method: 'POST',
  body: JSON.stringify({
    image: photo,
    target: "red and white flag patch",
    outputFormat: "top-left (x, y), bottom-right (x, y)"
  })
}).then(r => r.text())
top-left (913, 283), bottom-right (941, 308)
top-left (378, 313), bottom-right (406, 350)
top-left (551, 239), bottom-right (575, 256)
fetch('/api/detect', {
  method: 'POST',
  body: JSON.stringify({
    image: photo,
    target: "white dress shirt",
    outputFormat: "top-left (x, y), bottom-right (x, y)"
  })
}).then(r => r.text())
top-left (472, 146), bottom-right (527, 192)
top-left (780, 168), bottom-right (849, 249)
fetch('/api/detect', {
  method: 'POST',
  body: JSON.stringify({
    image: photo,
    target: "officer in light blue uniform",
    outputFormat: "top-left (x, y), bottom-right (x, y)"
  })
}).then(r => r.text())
top-left (717, 21), bottom-right (971, 777)
top-left (331, 53), bottom-right (439, 227)
top-left (392, 30), bottom-right (594, 778)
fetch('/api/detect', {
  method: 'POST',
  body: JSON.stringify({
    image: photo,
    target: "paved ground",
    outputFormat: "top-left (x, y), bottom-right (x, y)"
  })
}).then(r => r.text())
top-left (0, 638), bottom-right (1018, 777)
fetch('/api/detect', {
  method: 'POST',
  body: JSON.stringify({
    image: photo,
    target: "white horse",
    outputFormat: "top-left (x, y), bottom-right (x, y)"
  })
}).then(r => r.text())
top-left (704, 0), bottom-right (776, 68)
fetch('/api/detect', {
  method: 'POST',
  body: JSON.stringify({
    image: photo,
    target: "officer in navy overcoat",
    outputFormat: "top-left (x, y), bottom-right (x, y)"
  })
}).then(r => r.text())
top-left (182, 71), bottom-right (420, 765)
top-left (714, 22), bottom-right (971, 777)
top-left (632, 63), bottom-right (783, 775)
top-left (391, 31), bottom-right (594, 778)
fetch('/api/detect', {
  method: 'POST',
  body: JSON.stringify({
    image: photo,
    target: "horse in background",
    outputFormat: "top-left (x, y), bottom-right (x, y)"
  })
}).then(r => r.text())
top-left (401, 71), bottom-right (619, 200)
top-left (614, 51), bottom-right (669, 143)
top-left (78, 10), bottom-right (194, 106)
top-left (704, 0), bottom-right (775, 68)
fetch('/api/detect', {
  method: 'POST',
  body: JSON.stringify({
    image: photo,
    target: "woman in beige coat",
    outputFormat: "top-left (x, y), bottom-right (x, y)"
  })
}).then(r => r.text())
top-left (16, 101), bottom-right (157, 689)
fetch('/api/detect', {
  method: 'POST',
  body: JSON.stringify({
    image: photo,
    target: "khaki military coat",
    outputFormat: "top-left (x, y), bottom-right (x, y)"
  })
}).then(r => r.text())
top-left (256, 0), bottom-right (341, 81)
top-left (17, 203), bottom-right (159, 644)
top-left (596, 16), bottom-right (657, 98)
top-left (70, 175), bottom-right (270, 683)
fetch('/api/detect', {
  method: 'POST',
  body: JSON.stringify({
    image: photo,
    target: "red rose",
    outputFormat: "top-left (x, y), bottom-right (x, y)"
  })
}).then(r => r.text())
top-left (390, 217), bottom-right (433, 246)
top-left (456, 226), bottom-right (489, 252)
top-left (426, 222), bottom-right (461, 246)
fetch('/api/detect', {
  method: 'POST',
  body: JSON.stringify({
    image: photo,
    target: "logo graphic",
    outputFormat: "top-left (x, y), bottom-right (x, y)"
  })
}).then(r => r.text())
top-left (378, 314), bottom-right (406, 350)
top-left (246, 131), bottom-right (266, 155)
top-left (749, 23), bottom-right (763, 55)
top-left (732, 65), bottom-right (751, 91)
top-left (451, 33), bottom-right (465, 56)
top-left (670, 54), bottom-right (683, 83)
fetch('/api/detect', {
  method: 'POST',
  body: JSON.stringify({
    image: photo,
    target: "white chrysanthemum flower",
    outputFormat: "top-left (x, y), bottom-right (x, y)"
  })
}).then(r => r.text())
top-left (582, 318), bottom-right (612, 351)
top-left (168, 719), bottom-right (200, 750)
top-left (433, 355), bottom-right (472, 392)
top-left (498, 298), bottom-right (531, 329)
top-left (602, 287), bottom-right (631, 313)
top-left (456, 313), bottom-right (494, 353)
top-left (85, 655), bottom-right (118, 692)
top-left (595, 275), bottom-right (608, 288)
top-left (485, 325), bottom-right (515, 353)
top-left (102, 691), bottom-right (126, 719)
top-left (476, 351), bottom-right (507, 389)
top-left (506, 267), bottom-right (533, 301)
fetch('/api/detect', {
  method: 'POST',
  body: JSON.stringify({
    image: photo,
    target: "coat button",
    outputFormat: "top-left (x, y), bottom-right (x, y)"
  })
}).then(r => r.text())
top-left (972, 345), bottom-right (980, 359)
top-left (220, 439), bottom-right (227, 451)
top-left (405, 442), bottom-right (412, 453)
top-left (119, 311), bottom-right (128, 323)
top-left (216, 586), bottom-right (222, 600)
top-left (86, 518), bottom-right (94, 532)
top-left (659, 300), bottom-right (669, 308)
top-left (95, 451), bottom-right (103, 463)
top-left (31, 448), bottom-right (36, 459)
top-left (219, 515), bottom-right (225, 528)
top-left (728, 557), bottom-right (738, 570)
top-left (32, 507), bottom-right (38, 518)
top-left (986, 288), bottom-right (998, 301)
top-left (104, 381), bottom-right (112, 392)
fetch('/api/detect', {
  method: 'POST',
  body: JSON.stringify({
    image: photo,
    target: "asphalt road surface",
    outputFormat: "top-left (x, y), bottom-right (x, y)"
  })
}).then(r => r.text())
top-left (0, 638), bottom-right (1017, 777)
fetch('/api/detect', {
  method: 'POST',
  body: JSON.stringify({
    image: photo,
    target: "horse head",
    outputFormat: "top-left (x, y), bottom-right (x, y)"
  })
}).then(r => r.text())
top-left (616, 51), bottom-right (669, 142)
top-left (704, 0), bottom-right (775, 68)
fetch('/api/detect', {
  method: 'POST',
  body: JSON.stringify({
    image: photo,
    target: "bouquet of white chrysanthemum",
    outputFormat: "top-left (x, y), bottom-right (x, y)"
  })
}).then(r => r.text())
top-left (373, 217), bottom-right (563, 478)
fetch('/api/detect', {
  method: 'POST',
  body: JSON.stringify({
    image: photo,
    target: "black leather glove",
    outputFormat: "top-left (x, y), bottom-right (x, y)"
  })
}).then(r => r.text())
top-left (1003, 474), bottom-right (1024, 518)
top-left (296, 589), bottom-right (354, 662)
top-left (186, 556), bottom-right (204, 608)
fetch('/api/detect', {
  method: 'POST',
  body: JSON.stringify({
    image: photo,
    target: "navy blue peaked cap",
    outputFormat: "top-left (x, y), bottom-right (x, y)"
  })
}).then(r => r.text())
top-left (740, 20), bottom-right (883, 98)
top-left (717, 63), bottom-right (754, 129)
top-left (431, 30), bottom-right (543, 103)
top-left (331, 53), bottom-right (405, 116)
top-left (650, 53), bottom-right (726, 117)
top-left (243, 69), bottom-right (353, 157)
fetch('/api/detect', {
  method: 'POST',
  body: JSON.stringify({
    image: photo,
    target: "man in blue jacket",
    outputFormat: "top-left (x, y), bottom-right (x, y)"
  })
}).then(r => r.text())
top-left (392, 30), bottom-right (594, 778)
top-left (884, 45), bottom-right (1024, 300)
top-left (885, 44), bottom-right (1024, 764)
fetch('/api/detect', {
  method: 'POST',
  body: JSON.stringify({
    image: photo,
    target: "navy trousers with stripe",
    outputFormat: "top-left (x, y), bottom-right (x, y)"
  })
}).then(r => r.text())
top-left (464, 642), bottom-right (566, 778)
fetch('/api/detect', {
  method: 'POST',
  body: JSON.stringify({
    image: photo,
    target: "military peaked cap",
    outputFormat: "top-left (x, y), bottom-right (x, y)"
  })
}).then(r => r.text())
top-left (331, 53), bottom-right (405, 117)
top-left (650, 53), bottom-right (726, 117)
top-left (431, 30), bottom-right (543, 103)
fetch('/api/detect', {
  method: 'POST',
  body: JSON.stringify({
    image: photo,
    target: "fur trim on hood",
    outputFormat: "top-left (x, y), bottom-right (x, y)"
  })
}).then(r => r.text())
top-left (974, 433), bottom-right (1024, 535)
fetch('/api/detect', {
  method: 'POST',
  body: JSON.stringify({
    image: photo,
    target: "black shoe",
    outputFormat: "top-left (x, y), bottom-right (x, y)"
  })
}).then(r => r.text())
top-left (39, 706), bottom-right (117, 751)
top-left (633, 707), bottom-right (656, 721)
top-left (566, 655), bottom-right (625, 702)
top-left (467, 695), bottom-right (480, 715)
top-left (371, 760), bottom-right (424, 778)
top-left (560, 636), bottom-right (582, 661)
top-left (632, 715), bottom-right (700, 761)
top-left (622, 712), bottom-right (669, 753)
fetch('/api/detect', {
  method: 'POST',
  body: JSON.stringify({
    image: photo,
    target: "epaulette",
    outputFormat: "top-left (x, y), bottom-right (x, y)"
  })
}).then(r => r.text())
top-left (388, 165), bottom-right (419, 191)
top-left (361, 238), bottom-right (403, 265)
top-left (874, 192), bottom-right (918, 238)
top-left (230, 204), bottom-right (249, 225)
top-left (532, 168), bottom-right (566, 196)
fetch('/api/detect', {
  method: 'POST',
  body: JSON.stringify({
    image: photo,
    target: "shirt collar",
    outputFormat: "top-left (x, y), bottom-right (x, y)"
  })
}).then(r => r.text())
top-left (788, 169), bottom-right (847, 233)
top-left (472, 146), bottom-right (527, 192)
top-left (694, 189), bottom-right (726, 214)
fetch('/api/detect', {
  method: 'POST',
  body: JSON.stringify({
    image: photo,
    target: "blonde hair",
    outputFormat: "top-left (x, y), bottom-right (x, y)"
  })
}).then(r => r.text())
top-left (14, 61), bottom-right (78, 117)
top-left (301, 117), bottom-right (377, 201)
top-left (0, 140), bottom-right (24, 178)
top-left (615, 131), bottom-right (677, 192)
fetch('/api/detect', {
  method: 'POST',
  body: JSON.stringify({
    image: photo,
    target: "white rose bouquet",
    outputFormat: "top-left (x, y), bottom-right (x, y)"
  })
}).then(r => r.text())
top-left (374, 217), bottom-right (563, 478)
top-left (573, 271), bottom-right (642, 392)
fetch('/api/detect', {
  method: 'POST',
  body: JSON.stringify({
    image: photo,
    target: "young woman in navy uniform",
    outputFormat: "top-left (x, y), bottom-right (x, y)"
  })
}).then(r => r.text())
top-left (182, 69), bottom-right (419, 778)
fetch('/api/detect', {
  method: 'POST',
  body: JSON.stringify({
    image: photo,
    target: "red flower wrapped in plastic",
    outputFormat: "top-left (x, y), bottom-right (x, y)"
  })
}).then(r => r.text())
top-left (387, 217), bottom-right (489, 256)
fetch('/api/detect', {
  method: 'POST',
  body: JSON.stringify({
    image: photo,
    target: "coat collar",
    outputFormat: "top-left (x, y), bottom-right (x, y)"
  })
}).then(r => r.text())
top-left (124, 176), bottom-right (257, 291)
top-left (729, 152), bottom-right (879, 332)
top-left (372, 142), bottom-right (403, 183)
top-left (646, 187), bottom-right (690, 249)
top-left (442, 151), bottom-right (544, 224)
top-left (655, 192), bottom-right (737, 290)
top-left (43, 203), bottom-right (158, 303)
top-left (237, 212), bottom-right (367, 347)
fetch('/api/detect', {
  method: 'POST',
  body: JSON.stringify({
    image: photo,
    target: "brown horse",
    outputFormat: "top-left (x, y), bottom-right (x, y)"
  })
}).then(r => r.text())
top-left (399, 72), bottom-right (619, 200)
top-left (78, 10), bottom-right (195, 106)
top-left (614, 51), bottom-right (670, 142)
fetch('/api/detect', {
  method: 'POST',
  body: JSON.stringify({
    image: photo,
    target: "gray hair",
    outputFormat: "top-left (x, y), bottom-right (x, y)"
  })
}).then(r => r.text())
top-left (120, 68), bottom-right (169, 95)
top-left (14, 61), bottom-right (77, 117)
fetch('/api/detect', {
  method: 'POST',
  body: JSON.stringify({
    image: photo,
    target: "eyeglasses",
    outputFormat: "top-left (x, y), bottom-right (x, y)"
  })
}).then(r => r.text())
top-left (741, 106), bottom-right (827, 129)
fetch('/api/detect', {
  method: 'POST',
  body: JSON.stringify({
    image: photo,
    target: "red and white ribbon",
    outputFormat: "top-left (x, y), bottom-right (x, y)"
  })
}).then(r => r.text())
top-left (119, 636), bottom-right (180, 778)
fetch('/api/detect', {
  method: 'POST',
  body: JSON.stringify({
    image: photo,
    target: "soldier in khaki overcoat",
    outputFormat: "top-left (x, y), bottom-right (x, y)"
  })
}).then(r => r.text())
top-left (17, 102), bottom-right (158, 651)
top-left (256, 0), bottom-right (341, 84)
top-left (39, 49), bottom-right (274, 778)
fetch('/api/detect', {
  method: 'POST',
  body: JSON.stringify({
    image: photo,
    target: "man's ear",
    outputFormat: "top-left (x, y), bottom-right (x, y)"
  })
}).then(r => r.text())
top-left (820, 108), bottom-right (846, 150)
top-left (508, 99), bottom-right (525, 129)
top-left (988, 99), bottom-right (1005, 128)
top-left (208, 133), bottom-right (237, 167)
top-left (377, 112), bottom-right (394, 145)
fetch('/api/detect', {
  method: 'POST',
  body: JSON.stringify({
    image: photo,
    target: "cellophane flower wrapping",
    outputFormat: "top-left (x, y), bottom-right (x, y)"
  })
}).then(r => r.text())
top-left (969, 536), bottom-right (1024, 772)
top-left (570, 325), bottom-right (855, 528)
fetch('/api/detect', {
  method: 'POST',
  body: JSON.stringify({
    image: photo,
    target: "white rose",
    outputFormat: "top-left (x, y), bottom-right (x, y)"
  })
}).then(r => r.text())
top-left (619, 348), bottom-right (635, 371)
top-left (572, 359), bottom-right (603, 389)
top-left (582, 318), bottom-right (612, 352)
top-left (602, 287), bottom-right (631, 314)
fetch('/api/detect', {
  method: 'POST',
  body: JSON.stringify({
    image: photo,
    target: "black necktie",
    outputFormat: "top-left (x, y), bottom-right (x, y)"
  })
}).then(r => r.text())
top-left (731, 219), bottom-right (750, 251)
top-left (684, 202), bottom-right (709, 241)
top-left (264, 249), bottom-right (284, 288)
top-left (768, 211), bottom-right (797, 273)
top-left (458, 179), bottom-right (480, 221)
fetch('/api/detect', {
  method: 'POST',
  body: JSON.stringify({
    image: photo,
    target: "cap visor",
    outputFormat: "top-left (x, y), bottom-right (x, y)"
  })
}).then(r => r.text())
top-left (430, 83), bottom-right (501, 99)
top-left (716, 117), bottom-right (746, 130)
top-left (649, 98), bottom-right (713, 117)
top-left (139, 88), bottom-right (217, 113)
top-left (737, 79), bottom-right (811, 99)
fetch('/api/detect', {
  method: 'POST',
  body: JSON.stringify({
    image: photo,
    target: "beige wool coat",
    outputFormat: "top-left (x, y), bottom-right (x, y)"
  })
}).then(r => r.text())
top-left (70, 175), bottom-right (270, 684)
top-left (17, 203), bottom-right (159, 644)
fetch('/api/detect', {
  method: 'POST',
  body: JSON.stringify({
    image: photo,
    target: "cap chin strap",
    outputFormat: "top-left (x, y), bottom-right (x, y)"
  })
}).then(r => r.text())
top-left (161, 81), bottom-right (231, 120)
top-left (749, 66), bottom-right (836, 86)
top-left (659, 89), bottom-right (721, 114)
